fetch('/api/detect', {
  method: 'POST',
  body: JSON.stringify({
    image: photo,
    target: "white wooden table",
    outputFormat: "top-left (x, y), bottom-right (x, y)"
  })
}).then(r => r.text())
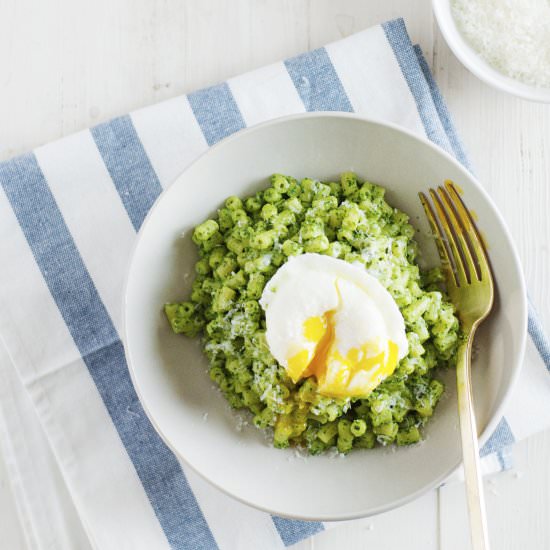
top-left (1, 1), bottom-right (549, 549)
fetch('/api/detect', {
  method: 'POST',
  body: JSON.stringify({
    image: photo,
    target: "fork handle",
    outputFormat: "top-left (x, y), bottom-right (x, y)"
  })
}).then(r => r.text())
top-left (456, 331), bottom-right (491, 550)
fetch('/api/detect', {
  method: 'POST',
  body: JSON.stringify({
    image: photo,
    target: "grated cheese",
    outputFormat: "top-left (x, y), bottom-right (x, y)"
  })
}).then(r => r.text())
top-left (452, 0), bottom-right (550, 88)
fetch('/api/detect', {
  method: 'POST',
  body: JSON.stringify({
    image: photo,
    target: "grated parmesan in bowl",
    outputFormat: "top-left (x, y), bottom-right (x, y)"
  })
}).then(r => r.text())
top-left (433, 0), bottom-right (550, 102)
top-left (452, 0), bottom-right (550, 89)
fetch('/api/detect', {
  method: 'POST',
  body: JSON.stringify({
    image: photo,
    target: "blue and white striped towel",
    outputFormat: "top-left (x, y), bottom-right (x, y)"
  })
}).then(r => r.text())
top-left (0, 18), bottom-right (548, 550)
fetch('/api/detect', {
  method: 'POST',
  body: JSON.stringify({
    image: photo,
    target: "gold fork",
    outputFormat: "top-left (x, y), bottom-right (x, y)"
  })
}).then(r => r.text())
top-left (420, 181), bottom-right (494, 550)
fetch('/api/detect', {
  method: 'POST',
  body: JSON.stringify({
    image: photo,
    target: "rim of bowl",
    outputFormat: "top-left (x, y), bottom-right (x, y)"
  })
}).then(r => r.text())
top-left (122, 112), bottom-right (527, 521)
top-left (433, 0), bottom-right (550, 104)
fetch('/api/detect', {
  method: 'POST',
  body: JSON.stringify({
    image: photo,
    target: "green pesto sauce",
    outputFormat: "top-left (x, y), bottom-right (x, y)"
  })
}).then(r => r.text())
top-left (165, 173), bottom-right (459, 454)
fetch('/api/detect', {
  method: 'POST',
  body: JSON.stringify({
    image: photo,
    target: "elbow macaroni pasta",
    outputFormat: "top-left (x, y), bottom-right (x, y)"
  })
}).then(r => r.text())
top-left (164, 173), bottom-right (460, 454)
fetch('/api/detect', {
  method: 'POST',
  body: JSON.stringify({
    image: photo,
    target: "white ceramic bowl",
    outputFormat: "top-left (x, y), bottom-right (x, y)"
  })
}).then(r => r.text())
top-left (123, 113), bottom-right (526, 520)
top-left (433, 0), bottom-right (550, 103)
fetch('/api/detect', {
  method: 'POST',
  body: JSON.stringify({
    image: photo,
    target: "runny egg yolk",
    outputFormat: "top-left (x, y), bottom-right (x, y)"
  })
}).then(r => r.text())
top-left (287, 313), bottom-right (331, 382)
top-left (288, 309), bottom-right (399, 398)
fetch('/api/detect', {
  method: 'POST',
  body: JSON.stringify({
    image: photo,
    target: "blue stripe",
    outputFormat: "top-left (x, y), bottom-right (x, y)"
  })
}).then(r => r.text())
top-left (480, 417), bottom-right (515, 458)
top-left (382, 19), bottom-right (453, 155)
top-left (496, 447), bottom-right (513, 471)
top-left (91, 116), bottom-right (163, 232)
top-left (413, 44), bottom-right (473, 172)
top-left (272, 516), bottom-right (324, 547)
top-left (410, 40), bottom-right (550, 380)
top-left (528, 299), bottom-right (550, 372)
top-left (411, 41), bottom-right (550, 379)
top-left (284, 48), bottom-right (353, 112)
top-left (0, 154), bottom-right (218, 550)
top-left (188, 82), bottom-right (246, 146)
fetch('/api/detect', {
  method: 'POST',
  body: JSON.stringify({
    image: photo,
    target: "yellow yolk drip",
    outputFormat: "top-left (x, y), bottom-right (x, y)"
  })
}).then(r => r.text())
top-left (302, 311), bottom-right (336, 380)
top-left (303, 316), bottom-right (327, 342)
top-left (317, 341), bottom-right (399, 398)
top-left (287, 311), bottom-right (400, 398)
top-left (287, 350), bottom-right (311, 383)
top-left (287, 313), bottom-right (332, 383)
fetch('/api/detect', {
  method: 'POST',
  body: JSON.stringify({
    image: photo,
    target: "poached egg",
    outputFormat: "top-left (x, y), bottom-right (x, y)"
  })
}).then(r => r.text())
top-left (259, 253), bottom-right (408, 398)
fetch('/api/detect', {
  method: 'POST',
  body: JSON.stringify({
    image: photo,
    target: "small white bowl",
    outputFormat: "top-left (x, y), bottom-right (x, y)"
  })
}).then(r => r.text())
top-left (433, 0), bottom-right (550, 103)
top-left (123, 113), bottom-right (526, 520)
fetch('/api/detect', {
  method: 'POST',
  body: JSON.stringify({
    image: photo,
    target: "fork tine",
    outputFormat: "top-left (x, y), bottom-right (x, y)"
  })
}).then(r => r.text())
top-left (444, 181), bottom-right (493, 283)
top-left (437, 186), bottom-right (480, 283)
top-left (419, 192), bottom-right (457, 286)
top-left (429, 189), bottom-right (469, 287)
